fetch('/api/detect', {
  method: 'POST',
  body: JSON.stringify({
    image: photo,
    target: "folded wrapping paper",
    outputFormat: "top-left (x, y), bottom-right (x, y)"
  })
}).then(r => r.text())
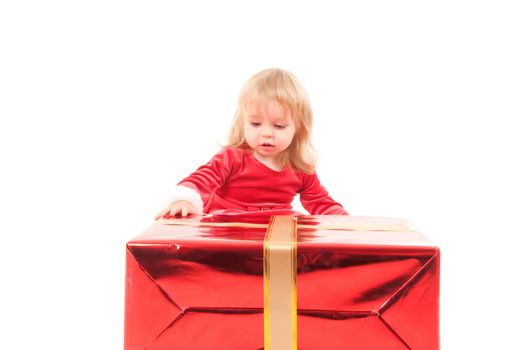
top-left (125, 214), bottom-right (440, 350)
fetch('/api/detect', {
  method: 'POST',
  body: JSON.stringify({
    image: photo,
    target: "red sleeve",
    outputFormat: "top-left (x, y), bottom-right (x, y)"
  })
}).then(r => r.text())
top-left (177, 148), bottom-right (240, 205)
top-left (299, 172), bottom-right (349, 215)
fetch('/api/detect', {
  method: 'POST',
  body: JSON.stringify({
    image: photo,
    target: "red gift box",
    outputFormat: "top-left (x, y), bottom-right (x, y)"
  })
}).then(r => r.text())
top-left (124, 213), bottom-right (440, 349)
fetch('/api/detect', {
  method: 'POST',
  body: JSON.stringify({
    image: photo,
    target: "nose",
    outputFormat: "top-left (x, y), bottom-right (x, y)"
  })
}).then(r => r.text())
top-left (261, 125), bottom-right (273, 138)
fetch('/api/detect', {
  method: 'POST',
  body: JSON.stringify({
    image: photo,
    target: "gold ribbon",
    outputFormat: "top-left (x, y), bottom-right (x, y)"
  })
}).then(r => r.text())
top-left (264, 216), bottom-right (297, 350)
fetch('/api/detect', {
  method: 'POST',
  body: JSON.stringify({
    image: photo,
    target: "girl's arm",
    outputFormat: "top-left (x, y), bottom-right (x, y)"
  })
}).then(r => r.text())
top-left (299, 172), bottom-right (349, 215)
top-left (157, 148), bottom-right (239, 218)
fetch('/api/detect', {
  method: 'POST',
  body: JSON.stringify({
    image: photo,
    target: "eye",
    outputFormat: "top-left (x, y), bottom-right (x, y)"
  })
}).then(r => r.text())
top-left (250, 122), bottom-right (261, 127)
top-left (274, 124), bottom-right (286, 129)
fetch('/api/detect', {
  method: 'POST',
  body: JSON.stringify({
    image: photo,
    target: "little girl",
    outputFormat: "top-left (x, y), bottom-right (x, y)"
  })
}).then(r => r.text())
top-left (156, 68), bottom-right (348, 219)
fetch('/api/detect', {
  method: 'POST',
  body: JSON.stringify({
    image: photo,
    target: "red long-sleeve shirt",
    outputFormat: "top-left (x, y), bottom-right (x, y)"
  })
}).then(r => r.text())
top-left (178, 147), bottom-right (348, 215)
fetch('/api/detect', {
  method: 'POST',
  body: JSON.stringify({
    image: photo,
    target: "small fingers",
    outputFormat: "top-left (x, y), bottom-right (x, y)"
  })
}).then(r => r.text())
top-left (155, 201), bottom-right (198, 220)
top-left (155, 209), bottom-right (169, 220)
top-left (169, 206), bottom-right (181, 217)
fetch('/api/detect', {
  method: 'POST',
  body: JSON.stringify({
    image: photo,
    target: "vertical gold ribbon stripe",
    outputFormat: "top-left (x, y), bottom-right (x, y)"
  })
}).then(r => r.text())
top-left (264, 216), bottom-right (297, 350)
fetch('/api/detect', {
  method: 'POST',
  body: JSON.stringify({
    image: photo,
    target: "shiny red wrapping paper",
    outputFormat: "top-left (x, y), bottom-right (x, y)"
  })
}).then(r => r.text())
top-left (124, 214), bottom-right (440, 349)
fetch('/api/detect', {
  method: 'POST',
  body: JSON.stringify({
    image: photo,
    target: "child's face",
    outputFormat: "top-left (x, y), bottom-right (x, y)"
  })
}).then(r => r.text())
top-left (243, 100), bottom-right (296, 163)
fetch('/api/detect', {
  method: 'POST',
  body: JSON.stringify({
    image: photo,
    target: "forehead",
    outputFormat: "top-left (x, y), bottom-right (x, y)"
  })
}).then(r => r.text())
top-left (246, 100), bottom-right (292, 121)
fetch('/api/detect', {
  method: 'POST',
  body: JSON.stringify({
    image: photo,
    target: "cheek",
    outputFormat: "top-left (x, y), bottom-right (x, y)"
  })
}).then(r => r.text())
top-left (286, 128), bottom-right (296, 141)
top-left (242, 124), bottom-right (251, 137)
top-left (243, 126), bottom-right (257, 142)
top-left (278, 129), bottom-right (295, 145)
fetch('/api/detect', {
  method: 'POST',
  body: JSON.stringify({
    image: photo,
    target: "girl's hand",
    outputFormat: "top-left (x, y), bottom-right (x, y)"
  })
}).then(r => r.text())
top-left (155, 200), bottom-right (202, 220)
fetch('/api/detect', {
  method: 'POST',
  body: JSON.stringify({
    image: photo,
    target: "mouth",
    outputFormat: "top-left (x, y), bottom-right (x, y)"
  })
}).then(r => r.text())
top-left (260, 143), bottom-right (275, 148)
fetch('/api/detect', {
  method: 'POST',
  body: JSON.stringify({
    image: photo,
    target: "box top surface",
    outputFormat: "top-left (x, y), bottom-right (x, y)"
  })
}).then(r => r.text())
top-left (128, 214), bottom-right (437, 249)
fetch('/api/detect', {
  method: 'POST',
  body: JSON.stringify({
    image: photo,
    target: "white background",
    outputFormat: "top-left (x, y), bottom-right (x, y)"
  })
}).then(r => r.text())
top-left (1, 1), bottom-right (526, 349)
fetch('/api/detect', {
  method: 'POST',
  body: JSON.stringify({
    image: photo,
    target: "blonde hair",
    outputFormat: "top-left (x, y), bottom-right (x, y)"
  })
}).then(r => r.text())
top-left (225, 68), bottom-right (317, 173)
